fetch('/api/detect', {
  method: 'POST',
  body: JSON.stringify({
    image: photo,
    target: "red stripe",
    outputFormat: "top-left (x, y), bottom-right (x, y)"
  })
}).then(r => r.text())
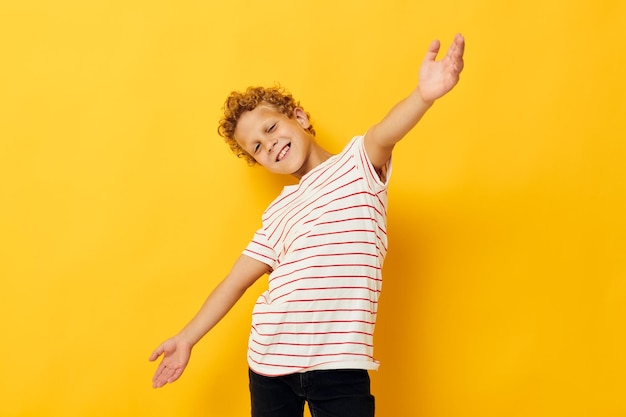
top-left (252, 308), bottom-right (378, 315)
top-left (268, 273), bottom-right (381, 295)
top-left (243, 249), bottom-right (276, 263)
top-left (249, 348), bottom-right (374, 360)
top-left (254, 319), bottom-right (376, 326)
top-left (294, 240), bottom-right (377, 252)
top-left (251, 328), bottom-right (373, 337)
top-left (251, 340), bottom-right (373, 348)
top-left (268, 263), bottom-right (381, 287)
top-left (272, 252), bottom-right (378, 272)
top-left (284, 297), bottom-right (379, 304)
top-left (272, 288), bottom-right (379, 303)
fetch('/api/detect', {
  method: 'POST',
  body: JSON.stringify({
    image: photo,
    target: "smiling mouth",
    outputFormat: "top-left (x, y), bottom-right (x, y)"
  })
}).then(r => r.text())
top-left (276, 144), bottom-right (291, 162)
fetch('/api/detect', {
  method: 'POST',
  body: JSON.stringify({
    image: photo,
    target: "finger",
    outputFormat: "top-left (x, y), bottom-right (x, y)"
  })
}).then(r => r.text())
top-left (168, 368), bottom-right (184, 384)
top-left (153, 375), bottom-right (168, 389)
top-left (152, 362), bottom-right (167, 382)
top-left (153, 364), bottom-right (176, 388)
top-left (162, 366), bottom-right (178, 385)
top-left (148, 345), bottom-right (164, 362)
top-left (152, 365), bottom-right (166, 388)
top-left (445, 36), bottom-right (465, 74)
top-left (449, 33), bottom-right (465, 59)
top-left (423, 39), bottom-right (441, 63)
top-left (456, 33), bottom-right (465, 54)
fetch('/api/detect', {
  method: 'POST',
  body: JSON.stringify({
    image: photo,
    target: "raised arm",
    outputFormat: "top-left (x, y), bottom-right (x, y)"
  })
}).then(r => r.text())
top-left (149, 254), bottom-right (269, 388)
top-left (364, 33), bottom-right (465, 170)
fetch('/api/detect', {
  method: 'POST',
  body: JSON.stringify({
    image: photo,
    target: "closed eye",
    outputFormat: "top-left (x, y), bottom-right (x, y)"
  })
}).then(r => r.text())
top-left (267, 123), bottom-right (277, 133)
top-left (253, 143), bottom-right (261, 153)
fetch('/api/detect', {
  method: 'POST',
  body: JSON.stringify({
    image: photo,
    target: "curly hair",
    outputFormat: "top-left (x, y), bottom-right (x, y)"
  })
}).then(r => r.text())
top-left (217, 86), bottom-right (316, 165)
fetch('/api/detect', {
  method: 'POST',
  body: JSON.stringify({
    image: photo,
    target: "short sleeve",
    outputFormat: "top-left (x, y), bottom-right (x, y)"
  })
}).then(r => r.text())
top-left (352, 135), bottom-right (392, 192)
top-left (242, 229), bottom-right (279, 270)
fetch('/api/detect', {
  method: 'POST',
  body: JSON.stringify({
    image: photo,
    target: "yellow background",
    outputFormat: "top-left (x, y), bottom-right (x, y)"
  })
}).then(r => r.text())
top-left (1, 0), bottom-right (624, 416)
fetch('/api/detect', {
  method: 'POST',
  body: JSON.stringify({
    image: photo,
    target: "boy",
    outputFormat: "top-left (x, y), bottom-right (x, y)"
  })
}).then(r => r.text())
top-left (150, 34), bottom-right (465, 417)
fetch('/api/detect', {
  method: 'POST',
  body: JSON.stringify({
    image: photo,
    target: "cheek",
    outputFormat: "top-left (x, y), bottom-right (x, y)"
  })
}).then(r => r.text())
top-left (255, 155), bottom-right (274, 169)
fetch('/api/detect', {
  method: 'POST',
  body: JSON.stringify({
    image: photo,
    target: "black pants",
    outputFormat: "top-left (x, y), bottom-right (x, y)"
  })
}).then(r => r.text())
top-left (249, 368), bottom-right (375, 417)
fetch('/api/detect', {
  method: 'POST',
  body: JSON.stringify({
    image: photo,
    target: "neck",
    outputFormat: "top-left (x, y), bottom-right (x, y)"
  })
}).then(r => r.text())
top-left (292, 142), bottom-right (333, 179)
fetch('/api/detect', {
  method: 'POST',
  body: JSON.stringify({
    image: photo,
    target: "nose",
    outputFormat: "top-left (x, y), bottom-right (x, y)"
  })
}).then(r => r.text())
top-left (264, 138), bottom-right (277, 154)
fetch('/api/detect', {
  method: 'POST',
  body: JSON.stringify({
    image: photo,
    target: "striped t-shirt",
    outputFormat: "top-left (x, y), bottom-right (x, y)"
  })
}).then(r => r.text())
top-left (243, 135), bottom-right (391, 376)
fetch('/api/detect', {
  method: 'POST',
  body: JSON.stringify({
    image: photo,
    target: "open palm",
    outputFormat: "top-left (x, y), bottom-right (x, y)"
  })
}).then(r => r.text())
top-left (149, 337), bottom-right (192, 388)
top-left (418, 34), bottom-right (465, 103)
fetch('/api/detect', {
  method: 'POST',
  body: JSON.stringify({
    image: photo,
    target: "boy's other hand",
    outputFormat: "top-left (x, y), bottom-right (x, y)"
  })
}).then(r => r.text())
top-left (417, 33), bottom-right (465, 103)
top-left (149, 336), bottom-right (192, 388)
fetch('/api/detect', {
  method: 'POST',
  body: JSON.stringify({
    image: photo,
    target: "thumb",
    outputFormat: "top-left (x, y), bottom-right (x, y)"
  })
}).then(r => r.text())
top-left (423, 39), bottom-right (441, 63)
top-left (149, 345), bottom-right (165, 362)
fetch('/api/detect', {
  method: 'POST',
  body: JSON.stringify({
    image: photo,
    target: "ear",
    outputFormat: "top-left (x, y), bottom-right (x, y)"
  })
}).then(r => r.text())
top-left (293, 107), bottom-right (311, 129)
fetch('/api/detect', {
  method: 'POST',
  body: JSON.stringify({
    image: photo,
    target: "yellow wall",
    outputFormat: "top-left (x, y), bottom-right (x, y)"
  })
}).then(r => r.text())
top-left (1, 0), bottom-right (624, 416)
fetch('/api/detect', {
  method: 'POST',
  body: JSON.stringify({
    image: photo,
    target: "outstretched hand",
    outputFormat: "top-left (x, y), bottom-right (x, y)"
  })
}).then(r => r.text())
top-left (149, 337), bottom-right (192, 388)
top-left (417, 33), bottom-right (465, 103)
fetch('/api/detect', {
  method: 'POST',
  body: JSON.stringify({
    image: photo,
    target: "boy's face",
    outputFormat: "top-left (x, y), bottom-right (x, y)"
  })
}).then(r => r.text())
top-left (234, 104), bottom-right (315, 177)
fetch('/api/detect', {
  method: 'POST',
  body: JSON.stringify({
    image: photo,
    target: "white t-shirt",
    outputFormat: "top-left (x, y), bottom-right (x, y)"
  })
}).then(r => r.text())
top-left (243, 135), bottom-right (391, 376)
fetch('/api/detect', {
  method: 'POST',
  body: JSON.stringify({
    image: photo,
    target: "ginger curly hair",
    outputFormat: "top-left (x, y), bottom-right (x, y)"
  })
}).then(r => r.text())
top-left (217, 86), bottom-right (316, 165)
